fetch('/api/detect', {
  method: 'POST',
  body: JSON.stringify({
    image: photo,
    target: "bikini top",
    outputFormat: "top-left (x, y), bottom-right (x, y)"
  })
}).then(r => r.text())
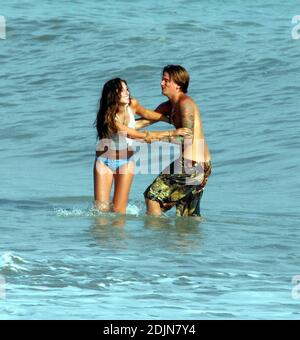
top-left (96, 105), bottom-right (136, 152)
top-left (115, 105), bottom-right (136, 130)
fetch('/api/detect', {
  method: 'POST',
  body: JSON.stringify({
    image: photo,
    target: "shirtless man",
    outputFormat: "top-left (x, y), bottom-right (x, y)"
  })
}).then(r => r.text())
top-left (144, 65), bottom-right (212, 217)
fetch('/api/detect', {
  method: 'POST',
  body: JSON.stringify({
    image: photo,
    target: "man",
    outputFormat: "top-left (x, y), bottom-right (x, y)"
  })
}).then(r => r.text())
top-left (144, 65), bottom-right (212, 217)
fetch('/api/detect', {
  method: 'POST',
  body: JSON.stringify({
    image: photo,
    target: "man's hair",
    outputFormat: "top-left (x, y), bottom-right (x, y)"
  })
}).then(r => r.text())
top-left (163, 65), bottom-right (190, 93)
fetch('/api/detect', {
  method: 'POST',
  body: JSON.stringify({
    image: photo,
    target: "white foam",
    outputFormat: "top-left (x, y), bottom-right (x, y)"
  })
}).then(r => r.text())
top-left (54, 203), bottom-right (141, 218)
top-left (0, 252), bottom-right (29, 273)
top-left (126, 204), bottom-right (140, 216)
top-left (97, 283), bottom-right (107, 289)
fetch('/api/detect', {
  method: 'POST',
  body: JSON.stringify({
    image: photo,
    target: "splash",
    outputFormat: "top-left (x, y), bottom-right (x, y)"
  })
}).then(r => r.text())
top-left (126, 204), bottom-right (141, 216)
top-left (54, 203), bottom-right (141, 218)
top-left (54, 207), bottom-right (95, 217)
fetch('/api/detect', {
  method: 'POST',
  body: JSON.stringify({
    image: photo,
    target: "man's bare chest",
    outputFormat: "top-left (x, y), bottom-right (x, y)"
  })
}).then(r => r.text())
top-left (170, 108), bottom-right (182, 128)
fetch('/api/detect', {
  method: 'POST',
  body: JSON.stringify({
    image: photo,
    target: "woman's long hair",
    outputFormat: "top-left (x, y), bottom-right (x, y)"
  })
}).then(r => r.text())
top-left (94, 78), bottom-right (129, 140)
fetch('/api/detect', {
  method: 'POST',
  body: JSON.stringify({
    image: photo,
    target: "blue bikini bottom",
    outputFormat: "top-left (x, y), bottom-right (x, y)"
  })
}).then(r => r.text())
top-left (96, 156), bottom-right (134, 172)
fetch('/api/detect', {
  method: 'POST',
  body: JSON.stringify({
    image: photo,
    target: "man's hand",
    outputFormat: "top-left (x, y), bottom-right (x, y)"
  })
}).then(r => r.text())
top-left (173, 128), bottom-right (193, 137)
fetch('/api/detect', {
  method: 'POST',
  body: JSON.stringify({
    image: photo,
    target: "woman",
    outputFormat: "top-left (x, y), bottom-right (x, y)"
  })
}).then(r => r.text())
top-left (94, 78), bottom-right (191, 214)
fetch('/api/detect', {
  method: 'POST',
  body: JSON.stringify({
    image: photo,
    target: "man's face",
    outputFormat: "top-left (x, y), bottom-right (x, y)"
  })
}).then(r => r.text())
top-left (161, 72), bottom-right (179, 97)
top-left (119, 82), bottom-right (130, 105)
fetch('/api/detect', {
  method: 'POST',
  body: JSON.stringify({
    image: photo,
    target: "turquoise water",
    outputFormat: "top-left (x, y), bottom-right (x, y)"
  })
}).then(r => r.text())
top-left (1, 0), bottom-right (300, 319)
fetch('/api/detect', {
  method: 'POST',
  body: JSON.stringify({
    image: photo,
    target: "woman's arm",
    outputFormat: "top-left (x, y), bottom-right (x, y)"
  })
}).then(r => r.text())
top-left (144, 129), bottom-right (193, 144)
top-left (115, 121), bottom-right (192, 144)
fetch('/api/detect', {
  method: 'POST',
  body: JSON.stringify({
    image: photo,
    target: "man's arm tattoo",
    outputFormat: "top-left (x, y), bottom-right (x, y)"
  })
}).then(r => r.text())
top-left (175, 101), bottom-right (194, 145)
top-left (181, 102), bottom-right (195, 130)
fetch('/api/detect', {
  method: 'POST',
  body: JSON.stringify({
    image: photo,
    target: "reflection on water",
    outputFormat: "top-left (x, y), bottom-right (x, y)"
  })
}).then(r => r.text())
top-left (91, 214), bottom-right (128, 249)
top-left (90, 212), bottom-right (204, 252)
top-left (143, 216), bottom-right (204, 251)
top-left (143, 214), bottom-right (203, 231)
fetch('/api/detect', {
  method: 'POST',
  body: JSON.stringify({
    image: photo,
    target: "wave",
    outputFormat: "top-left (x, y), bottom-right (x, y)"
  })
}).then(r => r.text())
top-left (0, 252), bottom-right (29, 275)
top-left (31, 34), bottom-right (58, 42)
top-left (0, 199), bottom-right (50, 211)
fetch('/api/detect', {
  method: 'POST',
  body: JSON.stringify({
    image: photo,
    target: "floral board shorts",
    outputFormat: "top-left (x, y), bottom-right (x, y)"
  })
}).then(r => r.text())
top-left (144, 158), bottom-right (212, 217)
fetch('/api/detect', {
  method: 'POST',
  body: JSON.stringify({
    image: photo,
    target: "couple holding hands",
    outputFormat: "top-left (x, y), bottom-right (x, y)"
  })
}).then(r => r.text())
top-left (94, 65), bottom-right (211, 217)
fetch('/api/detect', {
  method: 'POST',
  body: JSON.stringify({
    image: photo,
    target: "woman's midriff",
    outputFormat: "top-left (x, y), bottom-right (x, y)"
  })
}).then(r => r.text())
top-left (96, 148), bottom-right (134, 160)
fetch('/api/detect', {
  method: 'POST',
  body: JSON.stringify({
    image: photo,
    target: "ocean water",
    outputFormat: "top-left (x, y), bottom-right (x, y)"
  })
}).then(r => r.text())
top-left (1, 0), bottom-right (300, 320)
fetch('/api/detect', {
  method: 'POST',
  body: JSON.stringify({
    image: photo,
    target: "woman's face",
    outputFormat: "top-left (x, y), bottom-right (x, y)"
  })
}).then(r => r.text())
top-left (119, 82), bottom-right (130, 105)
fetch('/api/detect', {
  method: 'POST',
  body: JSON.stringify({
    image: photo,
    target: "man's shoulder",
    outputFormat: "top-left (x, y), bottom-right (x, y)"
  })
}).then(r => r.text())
top-left (178, 95), bottom-right (197, 113)
top-left (155, 100), bottom-right (171, 114)
top-left (178, 95), bottom-right (195, 105)
top-left (130, 98), bottom-right (139, 109)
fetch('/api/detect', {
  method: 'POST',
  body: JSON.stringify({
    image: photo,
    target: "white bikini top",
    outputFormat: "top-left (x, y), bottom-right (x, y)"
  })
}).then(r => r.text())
top-left (96, 105), bottom-right (136, 152)
top-left (115, 105), bottom-right (136, 130)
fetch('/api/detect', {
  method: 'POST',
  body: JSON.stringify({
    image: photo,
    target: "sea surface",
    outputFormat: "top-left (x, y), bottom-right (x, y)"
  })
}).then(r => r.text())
top-left (0, 0), bottom-right (300, 320)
